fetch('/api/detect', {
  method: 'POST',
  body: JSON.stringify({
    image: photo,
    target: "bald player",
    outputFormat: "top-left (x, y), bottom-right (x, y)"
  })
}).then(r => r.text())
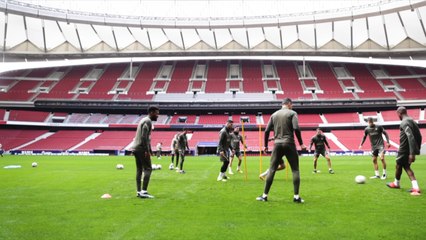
top-left (387, 107), bottom-right (422, 195)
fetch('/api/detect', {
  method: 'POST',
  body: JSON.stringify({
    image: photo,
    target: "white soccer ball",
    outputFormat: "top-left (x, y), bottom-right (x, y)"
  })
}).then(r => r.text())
top-left (116, 164), bottom-right (124, 170)
top-left (355, 175), bottom-right (366, 184)
top-left (152, 164), bottom-right (162, 170)
top-left (31, 162), bottom-right (38, 167)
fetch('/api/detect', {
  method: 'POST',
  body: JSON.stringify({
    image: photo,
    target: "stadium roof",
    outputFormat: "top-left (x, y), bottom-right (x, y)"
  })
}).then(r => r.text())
top-left (1, 0), bottom-right (426, 59)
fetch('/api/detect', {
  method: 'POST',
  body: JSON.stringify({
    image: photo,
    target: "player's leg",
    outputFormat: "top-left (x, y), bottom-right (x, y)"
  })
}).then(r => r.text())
top-left (133, 149), bottom-right (144, 194)
top-left (236, 153), bottom-right (243, 173)
top-left (370, 150), bottom-right (380, 178)
top-left (256, 144), bottom-right (285, 201)
top-left (178, 150), bottom-right (185, 173)
top-left (312, 153), bottom-right (319, 173)
top-left (325, 152), bottom-right (334, 174)
top-left (169, 151), bottom-right (175, 170)
top-left (403, 163), bottom-right (420, 193)
top-left (174, 149), bottom-right (180, 170)
top-left (387, 154), bottom-right (405, 189)
top-left (218, 152), bottom-right (230, 181)
top-left (228, 152), bottom-right (235, 175)
top-left (259, 157), bottom-right (284, 180)
top-left (140, 153), bottom-right (154, 198)
top-left (285, 144), bottom-right (303, 203)
top-left (379, 149), bottom-right (387, 179)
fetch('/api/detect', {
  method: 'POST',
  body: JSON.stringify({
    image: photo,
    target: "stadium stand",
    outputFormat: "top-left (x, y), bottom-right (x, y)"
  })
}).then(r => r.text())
top-left (242, 61), bottom-right (264, 93)
top-left (0, 129), bottom-right (48, 151)
top-left (75, 131), bottom-right (134, 151)
top-left (7, 110), bottom-right (50, 122)
top-left (78, 64), bottom-right (126, 100)
top-left (275, 61), bottom-right (307, 100)
top-left (323, 112), bottom-right (360, 124)
top-left (205, 61), bottom-right (227, 93)
top-left (19, 130), bottom-right (94, 151)
top-left (167, 61), bottom-right (192, 93)
top-left (198, 114), bottom-right (230, 124)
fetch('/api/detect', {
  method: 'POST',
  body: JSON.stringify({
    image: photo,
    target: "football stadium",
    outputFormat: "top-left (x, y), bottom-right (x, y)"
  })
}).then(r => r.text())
top-left (1, 0), bottom-right (426, 239)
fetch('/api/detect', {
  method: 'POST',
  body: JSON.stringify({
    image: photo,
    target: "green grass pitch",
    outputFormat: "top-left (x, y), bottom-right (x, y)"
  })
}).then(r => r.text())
top-left (1, 154), bottom-right (426, 240)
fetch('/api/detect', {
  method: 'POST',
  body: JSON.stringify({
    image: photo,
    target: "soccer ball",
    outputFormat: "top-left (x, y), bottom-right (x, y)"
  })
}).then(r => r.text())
top-left (31, 162), bottom-right (38, 167)
top-left (355, 175), bottom-right (366, 184)
top-left (116, 164), bottom-right (124, 170)
top-left (152, 164), bottom-right (162, 170)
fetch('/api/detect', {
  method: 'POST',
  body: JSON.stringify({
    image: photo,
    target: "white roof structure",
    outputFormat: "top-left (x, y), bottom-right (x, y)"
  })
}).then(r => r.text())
top-left (1, 0), bottom-right (426, 58)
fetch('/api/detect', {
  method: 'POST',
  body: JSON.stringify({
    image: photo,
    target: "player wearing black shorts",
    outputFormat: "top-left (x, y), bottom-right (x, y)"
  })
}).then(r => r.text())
top-left (359, 117), bottom-right (390, 179)
top-left (309, 128), bottom-right (334, 174)
top-left (228, 127), bottom-right (247, 174)
top-left (387, 107), bottom-right (422, 195)
top-left (217, 120), bottom-right (234, 182)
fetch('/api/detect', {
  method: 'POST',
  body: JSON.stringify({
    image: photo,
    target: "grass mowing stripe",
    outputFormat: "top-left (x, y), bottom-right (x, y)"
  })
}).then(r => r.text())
top-left (1, 154), bottom-right (425, 239)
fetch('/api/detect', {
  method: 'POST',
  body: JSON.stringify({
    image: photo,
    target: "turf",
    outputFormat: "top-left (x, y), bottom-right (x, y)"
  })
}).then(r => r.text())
top-left (1, 154), bottom-right (425, 240)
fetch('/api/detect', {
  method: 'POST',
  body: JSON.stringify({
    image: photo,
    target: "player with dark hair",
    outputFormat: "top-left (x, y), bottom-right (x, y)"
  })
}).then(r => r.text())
top-left (217, 120), bottom-right (234, 182)
top-left (310, 128), bottom-right (334, 174)
top-left (132, 105), bottom-right (159, 199)
top-left (387, 106), bottom-right (422, 195)
top-left (169, 133), bottom-right (179, 170)
top-left (176, 129), bottom-right (190, 173)
top-left (256, 98), bottom-right (306, 203)
top-left (359, 117), bottom-right (390, 179)
top-left (228, 127), bottom-right (247, 174)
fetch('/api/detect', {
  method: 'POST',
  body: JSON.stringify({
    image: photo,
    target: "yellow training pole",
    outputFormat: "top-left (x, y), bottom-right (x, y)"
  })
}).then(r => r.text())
top-left (241, 121), bottom-right (248, 181)
top-left (259, 124), bottom-right (263, 175)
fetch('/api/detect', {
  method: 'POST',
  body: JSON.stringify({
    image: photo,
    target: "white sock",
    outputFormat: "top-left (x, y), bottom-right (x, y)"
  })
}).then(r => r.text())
top-left (412, 180), bottom-right (419, 190)
top-left (262, 193), bottom-right (268, 198)
top-left (294, 194), bottom-right (299, 199)
top-left (394, 179), bottom-right (400, 186)
top-left (375, 170), bottom-right (379, 176)
top-left (141, 190), bottom-right (147, 194)
top-left (383, 169), bottom-right (387, 175)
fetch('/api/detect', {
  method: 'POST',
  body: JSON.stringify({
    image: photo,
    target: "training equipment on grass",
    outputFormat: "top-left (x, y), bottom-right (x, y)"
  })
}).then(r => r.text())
top-left (355, 175), bottom-right (366, 184)
top-left (101, 193), bottom-right (112, 199)
top-left (32, 162), bottom-right (38, 167)
top-left (116, 164), bottom-right (124, 170)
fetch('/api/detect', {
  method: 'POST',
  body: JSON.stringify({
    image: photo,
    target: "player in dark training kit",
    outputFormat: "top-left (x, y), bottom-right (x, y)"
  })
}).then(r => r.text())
top-left (176, 129), bottom-right (190, 174)
top-left (228, 127), bottom-right (247, 174)
top-left (387, 107), bottom-right (422, 195)
top-left (359, 117), bottom-right (390, 179)
top-left (256, 98), bottom-right (306, 203)
top-left (132, 106), bottom-right (159, 199)
top-left (217, 120), bottom-right (234, 182)
top-left (169, 133), bottom-right (179, 170)
top-left (309, 128), bottom-right (334, 174)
